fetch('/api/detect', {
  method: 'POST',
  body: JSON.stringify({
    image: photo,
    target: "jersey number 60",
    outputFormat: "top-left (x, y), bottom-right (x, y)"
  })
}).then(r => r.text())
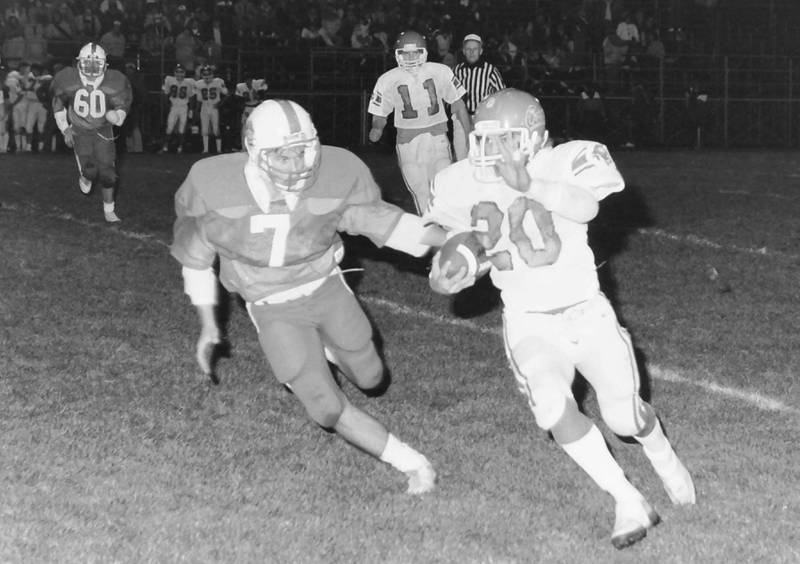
top-left (73, 88), bottom-right (107, 119)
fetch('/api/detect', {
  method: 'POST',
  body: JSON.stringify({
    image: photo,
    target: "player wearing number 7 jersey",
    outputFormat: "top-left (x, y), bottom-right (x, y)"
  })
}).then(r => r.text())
top-left (171, 99), bottom-right (447, 494)
top-left (51, 43), bottom-right (132, 223)
top-left (426, 88), bottom-right (695, 549)
top-left (368, 30), bottom-right (471, 214)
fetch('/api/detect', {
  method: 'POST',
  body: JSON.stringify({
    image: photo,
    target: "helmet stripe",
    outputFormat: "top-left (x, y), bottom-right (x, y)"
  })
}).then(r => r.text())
top-left (276, 100), bottom-right (301, 134)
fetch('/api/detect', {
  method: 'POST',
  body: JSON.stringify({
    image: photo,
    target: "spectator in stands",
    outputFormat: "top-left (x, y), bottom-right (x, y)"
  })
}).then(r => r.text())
top-left (644, 28), bottom-right (666, 63)
top-left (100, 20), bottom-right (126, 67)
top-left (101, 3), bottom-right (127, 36)
top-left (75, 8), bottom-right (103, 42)
top-left (4, 2), bottom-right (28, 26)
top-left (23, 22), bottom-right (48, 66)
top-left (174, 22), bottom-right (202, 73)
top-left (431, 30), bottom-right (456, 69)
top-left (497, 37), bottom-right (527, 90)
top-left (99, 0), bottom-right (125, 17)
top-left (44, 9), bottom-right (77, 48)
top-left (317, 10), bottom-right (343, 48)
top-left (602, 32), bottom-right (628, 89)
top-left (452, 33), bottom-right (505, 160)
top-left (139, 22), bottom-right (170, 63)
top-left (2, 16), bottom-right (26, 70)
top-left (616, 11), bottom-right (640, 53)
top-left (300, 8), bottom-right (321, 42)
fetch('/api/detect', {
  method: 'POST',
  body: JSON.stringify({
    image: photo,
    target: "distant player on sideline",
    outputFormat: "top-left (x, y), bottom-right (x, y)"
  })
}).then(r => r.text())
top-left (368, 30), bottom-right (470, 214)
top-left (6, 63), bottom-right (31, 152)
top-left (427, 89), bottom-right (696, 549)
top-left (194, 65), bottom-right (227, 154)
top-left (234, 77), bottom-right (268, 128)
top-left (161, 64), bottom-right (195, 154)
top-left (24, 63), bottom-right (53, 153)
top-left (51, 43), bottom-right (132, 222)
top-left (171, 99), bottom-right (446, 494)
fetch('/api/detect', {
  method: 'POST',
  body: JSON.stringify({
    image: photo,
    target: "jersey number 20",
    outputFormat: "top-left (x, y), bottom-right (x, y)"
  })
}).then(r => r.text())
top-left (471, 198), bottom-right (560, 269)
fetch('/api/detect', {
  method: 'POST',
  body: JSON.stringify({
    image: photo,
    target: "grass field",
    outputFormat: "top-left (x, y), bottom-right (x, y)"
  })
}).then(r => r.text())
top-left (1, 147), bottom-right (799, 563)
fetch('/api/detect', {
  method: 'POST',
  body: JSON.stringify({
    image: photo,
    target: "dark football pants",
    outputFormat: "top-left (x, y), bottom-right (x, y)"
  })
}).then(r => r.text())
top-left (246, 274), bottom-right (384, 427)
top-left (73, 125), bottom-right (117, 189)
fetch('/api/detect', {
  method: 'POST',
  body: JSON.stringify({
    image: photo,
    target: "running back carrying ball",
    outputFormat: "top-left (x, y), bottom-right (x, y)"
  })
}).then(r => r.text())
top-left (437, 231), bottom-right (487, 277)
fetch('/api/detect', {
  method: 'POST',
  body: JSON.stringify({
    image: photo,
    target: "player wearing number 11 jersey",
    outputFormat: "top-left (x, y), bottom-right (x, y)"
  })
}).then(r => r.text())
top-left (171, 99), bottom-right (446, 494)
top-left (51, 43), bottom-right (132, 223)
top-left (368, 30), bottom-right (470, 214)
top-left (426, 88), bottom-right (695, 549)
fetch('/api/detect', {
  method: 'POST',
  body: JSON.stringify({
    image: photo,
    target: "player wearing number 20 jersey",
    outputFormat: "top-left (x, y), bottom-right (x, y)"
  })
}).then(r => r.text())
top-left (368, 30), bottom-right (470, 214)
top-left (427, 88), bottom-right (695, 549)
top-left (51, 43), bottom-right (132, 223)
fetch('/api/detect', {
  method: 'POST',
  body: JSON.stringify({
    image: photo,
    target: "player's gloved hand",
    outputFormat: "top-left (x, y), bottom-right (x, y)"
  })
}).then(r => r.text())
top-left (195, 323), bottom-right (222, 383)
top-left (428, 252), bottom-right (477, 295)
top-left (62, 126), bottom-right (75, 148)
top-left (105, 109), bottom-right (123, 125)
top-left (491, 132), bottom-right (531, 192)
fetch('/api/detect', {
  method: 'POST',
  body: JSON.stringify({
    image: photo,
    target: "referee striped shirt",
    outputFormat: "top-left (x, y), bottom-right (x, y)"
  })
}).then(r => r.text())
top-left (453, 60), bottom-right (506, 114)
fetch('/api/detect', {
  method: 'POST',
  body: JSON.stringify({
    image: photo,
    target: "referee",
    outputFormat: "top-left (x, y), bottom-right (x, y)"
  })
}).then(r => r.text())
top-left (452, 33), bottom-right (506, 160)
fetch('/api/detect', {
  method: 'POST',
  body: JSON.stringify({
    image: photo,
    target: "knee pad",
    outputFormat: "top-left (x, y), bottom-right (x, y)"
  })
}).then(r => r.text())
top-left (98, 166), bottom-right (117, 188)
top-left (82, 161), bottom-right (99, 182)
top-left (598, 394), bottom-right (651, 437)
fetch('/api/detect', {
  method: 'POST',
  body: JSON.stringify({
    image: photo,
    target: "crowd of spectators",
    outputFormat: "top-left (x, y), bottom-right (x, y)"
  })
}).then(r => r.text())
top-left (0, 1), bottom-right (698, 85)
top-left (0, 0), bottom-right (719, 153)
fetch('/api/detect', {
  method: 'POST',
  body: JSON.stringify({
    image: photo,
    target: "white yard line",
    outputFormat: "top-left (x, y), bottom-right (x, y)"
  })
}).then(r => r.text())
top-left (3, 199), bottom-right (797, 416)
top-left (637, 227), bottom-right (800, 261)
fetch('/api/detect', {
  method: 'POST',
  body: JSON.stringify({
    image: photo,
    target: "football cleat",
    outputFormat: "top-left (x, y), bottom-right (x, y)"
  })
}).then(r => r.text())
top-left (405, 458), bottom-right (436, 495)
top-left (79, 176), bottom-right (92, 194)
top-left (104, 210), bottom-right (121, 223)
top-left (611, 496), bottom-right (660, 550)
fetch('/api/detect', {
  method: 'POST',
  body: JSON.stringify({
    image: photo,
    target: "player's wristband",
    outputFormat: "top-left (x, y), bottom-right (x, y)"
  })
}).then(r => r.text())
top-left (182, 266), bottom-right (218, 305)
top-left (54, 110), bottom-right (69, 133)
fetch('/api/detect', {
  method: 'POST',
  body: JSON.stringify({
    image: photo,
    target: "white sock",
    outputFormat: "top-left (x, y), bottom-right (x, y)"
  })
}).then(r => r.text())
top-left (215, 138), bottom-right (221, 152)
top-left (203, 136), bottom-right (209, 152)
top-left (635, 419), bottom-right (679, 472)
top-left (103, 202), bottom-right (115, 214)
top-left (379, 434), bottom-right (427, 473)
top-left (561, 425), bottom-right (641, 502)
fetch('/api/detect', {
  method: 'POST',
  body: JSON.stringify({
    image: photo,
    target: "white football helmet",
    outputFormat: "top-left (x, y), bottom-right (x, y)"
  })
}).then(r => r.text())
top-left (468, 88), bottom-right (548, 181)
top-left (394, 31), bottom-right (427, 72)
top-left (77, 42), bottom-right (107, 80)
top-left (243, 99), bottom-right (321, 193)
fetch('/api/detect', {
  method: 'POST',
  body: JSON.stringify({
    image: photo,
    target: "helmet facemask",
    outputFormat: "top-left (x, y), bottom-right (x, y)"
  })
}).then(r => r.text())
top-left (78, 54), bottom-right (106, 79)
top-left (395, 46), bottom-right (427, 72)
top-left (468, 121), bottom-right (547, 182)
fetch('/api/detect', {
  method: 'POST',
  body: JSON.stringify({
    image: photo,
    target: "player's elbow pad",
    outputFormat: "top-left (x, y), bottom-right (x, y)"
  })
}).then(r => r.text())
top-left (384, 214), bottom-right (431, 257)
top-left (182, 266), bottom-right (218, 305)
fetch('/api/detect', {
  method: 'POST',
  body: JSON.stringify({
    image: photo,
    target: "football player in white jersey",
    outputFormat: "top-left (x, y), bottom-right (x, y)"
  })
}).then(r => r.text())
top-left (194, 64), bottom-right (228, 154)
top-left (368, 30), bottom-right (471, 214)
top-left (426, 89), bottom-right (696, 550)
top-left (235, 77), bottom-right (268, 127)
top-left (161, 64), bottom-right (195, 154)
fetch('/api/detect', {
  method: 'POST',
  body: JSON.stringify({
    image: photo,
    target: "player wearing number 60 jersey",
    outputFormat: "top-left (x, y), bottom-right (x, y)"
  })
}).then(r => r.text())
top-left (427, 88), bottom-right (695, 550)
top-left (51, 42), bottom-right (132, 223)
top-left (368, 30), bottom-right (470, 214)
top-left (171, 99), bottom-right (446, 495)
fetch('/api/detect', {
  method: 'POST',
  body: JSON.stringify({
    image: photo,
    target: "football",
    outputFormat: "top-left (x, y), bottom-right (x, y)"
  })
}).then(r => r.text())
top-left (437, 231), bottom-right (487, 278)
